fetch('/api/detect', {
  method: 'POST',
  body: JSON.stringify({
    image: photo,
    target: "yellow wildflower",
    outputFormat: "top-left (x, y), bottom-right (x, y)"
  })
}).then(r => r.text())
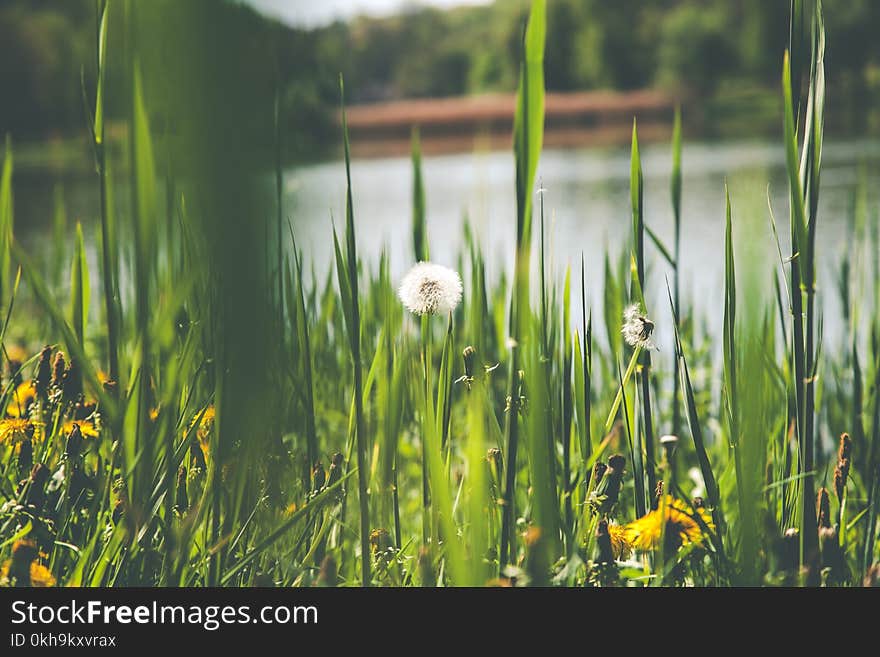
top-left (1, 562), bottom-right (57, 587)
top-left (5, 343), bottom-right (29, 364)
top-left (6, 381), bottom-right (36, 418)
top-left (188, 405), bottom-right (215, 462)
top-left (0, 418), bottom-right (37, 444)
top-left (0, 540), bottom-right (56, 587)
top-left (625, 495), bottom-right (714, 553)
top-left (369, 528), bottom-right (394, 553)
top-left (62, 419), bottom-right (100, 438)
top-left (607, 522), bottom-right (633, 560)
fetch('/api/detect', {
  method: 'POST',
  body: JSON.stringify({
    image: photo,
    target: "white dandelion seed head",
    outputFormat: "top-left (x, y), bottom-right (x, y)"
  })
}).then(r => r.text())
top-left (623, 304), bottom-right (641, 324)
top-left (398, 262), bottom-right (463, 316)
top-left (621, 303), bottom-right (656, 350)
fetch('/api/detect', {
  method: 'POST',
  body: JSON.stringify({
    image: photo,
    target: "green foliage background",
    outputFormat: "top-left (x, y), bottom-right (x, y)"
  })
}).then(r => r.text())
top-left (3, 0), bottom-right (880, 152)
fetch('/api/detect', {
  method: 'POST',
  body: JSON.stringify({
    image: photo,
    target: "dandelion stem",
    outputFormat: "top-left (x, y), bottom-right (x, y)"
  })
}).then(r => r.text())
top-left (392, 454), bottom-right (402, 550)
top-left (420, 313), bottom-right (431, 546)
top-left (605, 346), bottom-right (641, 431)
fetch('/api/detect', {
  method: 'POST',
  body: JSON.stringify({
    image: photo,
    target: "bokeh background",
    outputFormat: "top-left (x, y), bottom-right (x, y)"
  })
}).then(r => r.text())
top-left (2, 0), bottom-right (880, 342)
top-left (3, 0), bottom-right (879, 145)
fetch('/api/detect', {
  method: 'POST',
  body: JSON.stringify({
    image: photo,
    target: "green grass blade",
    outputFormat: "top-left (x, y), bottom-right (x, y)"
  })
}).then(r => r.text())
top-left (671, 106), bottom-right (682, 235)
top-left (500, 0), bottom-right (546, 573)
top-left (94, 0), bottom-right (109, 144)
top-left (667, 281), bottom-right (720, 512)
top-left (293, 244), bottom-right (319, 485)
top-left (338, 75), bottom-right (371, 587)
top-left (0, 135), bottom-right (12, 305)
top-left (670, 106), bottom-right (683, 437)
top-left (70, 222), bottom-right (90, 347)
top-left (513, 0), bottom-right (546, 256)
top-left (631, 119), bottom-right (644, 286)
top-left (411, 127), bottom-right (428, 262)
top-left (782, 51), bottom-right (809, 285)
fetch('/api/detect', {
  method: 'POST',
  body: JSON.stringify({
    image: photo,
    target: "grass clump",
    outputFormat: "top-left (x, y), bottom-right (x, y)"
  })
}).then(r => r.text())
top-left (0, 0), bottom-right (878, 588)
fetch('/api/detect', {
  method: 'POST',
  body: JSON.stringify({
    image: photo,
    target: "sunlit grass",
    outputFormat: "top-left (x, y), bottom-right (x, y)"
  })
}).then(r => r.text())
top-left (0, 0), bottom-right (877, 588)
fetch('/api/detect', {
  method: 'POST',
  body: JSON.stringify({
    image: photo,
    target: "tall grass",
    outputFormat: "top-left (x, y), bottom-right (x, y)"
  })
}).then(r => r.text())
top-left (0, 0), bottom-right (877, 589)
top-left (499, 0), bottom-right (546, 572)
top-left (333, 78), bottom-right (370, 586)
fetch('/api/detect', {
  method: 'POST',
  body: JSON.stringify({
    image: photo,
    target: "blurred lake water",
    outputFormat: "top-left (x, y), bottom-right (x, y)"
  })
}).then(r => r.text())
top-left (13, 137), bottom-right (880, 350)
top-left (289, 138), bottom-right (880, 348)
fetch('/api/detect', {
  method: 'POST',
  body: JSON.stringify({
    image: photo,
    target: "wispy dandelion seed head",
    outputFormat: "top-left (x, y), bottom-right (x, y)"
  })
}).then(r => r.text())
top-left (621, 303), bottom-right (656, 350)
top-left (398, 262), bottom-right (462, 316)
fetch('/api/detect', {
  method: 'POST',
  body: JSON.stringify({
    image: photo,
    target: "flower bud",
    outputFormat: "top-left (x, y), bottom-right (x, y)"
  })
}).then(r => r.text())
top-left (17, 437), bottom-right (33, 480)
top-left (175, 467), bottom-right (189, 513)
top-left (462, 345), bottom-right (477, 379)
top-left (34, 346), bottom-right (53, 398)
top-left (834, 433), bottom-right (852, 501)
top-left (595, 519), bottom-right (615, 564)
top-left (51, 351), bottom-right (66, 388)
top-left (65, 423), bottom-right (83, 460)
top-left (590, 454), bottom-right (626, 515)
top-left (316, 555), bottom-right (338, 587)
top-left (62, 359), bottom-right (83, 404)
top-left (369, 528), bottom-right (394, 554)
top-left (312, 461), bottom-right (326, 493)
top-left (817, 487), bottom-right (831, 529)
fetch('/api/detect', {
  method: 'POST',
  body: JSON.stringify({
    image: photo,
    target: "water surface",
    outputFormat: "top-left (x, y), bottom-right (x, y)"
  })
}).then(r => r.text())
top-left (14, 138), bottom-right (880, 349)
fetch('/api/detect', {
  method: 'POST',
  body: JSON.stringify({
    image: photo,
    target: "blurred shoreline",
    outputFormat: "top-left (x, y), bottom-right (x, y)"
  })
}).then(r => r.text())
top-left (6, 83), bottom-right (877, 170)
top-left (343, 89), bottom-right (674, 157)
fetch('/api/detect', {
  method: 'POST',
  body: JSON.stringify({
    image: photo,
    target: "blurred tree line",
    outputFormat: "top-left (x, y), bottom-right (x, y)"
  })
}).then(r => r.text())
top-left (2, 0), bottom-right (879, 152)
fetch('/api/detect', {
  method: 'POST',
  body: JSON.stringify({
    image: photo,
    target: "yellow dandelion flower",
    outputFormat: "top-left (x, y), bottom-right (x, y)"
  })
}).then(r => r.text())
top-left (149, 407), bottom-right (160, 422)
top-left (187, 405), bottom-right (215, 462)
top-left (6, 381), bottom-right (36, 418)
top-left (62, 419), bottom-right (100, 438)
top-left (198, 405), bottom-right (215, 432)
top-left (28, 562), bottom-right (56, 587)
top-left (0, 418), bottom-right (43, 444)
top-left (0, 561), bottom-right (57, 587)
top-left (607, 522), bottom-right (633, 560)
top-left (369, 528), bottom-right (394, 553)
top-left (6, 344), bottom-right (29, 364)
top-left (625, 495), bottom-right (714, 553)
top-left (0, 418), bottom-right (35, 444)
top-left (0, 541), bottom-right (56, 587)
